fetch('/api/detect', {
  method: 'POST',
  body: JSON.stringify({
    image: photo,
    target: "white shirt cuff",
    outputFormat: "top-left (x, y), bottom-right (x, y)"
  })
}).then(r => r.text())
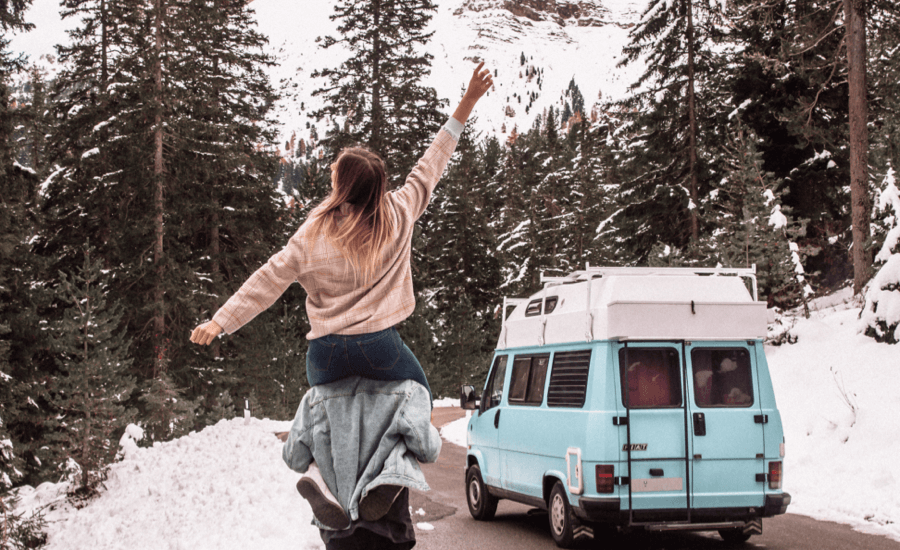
top-left (443, 117), bottom-right (465, 141)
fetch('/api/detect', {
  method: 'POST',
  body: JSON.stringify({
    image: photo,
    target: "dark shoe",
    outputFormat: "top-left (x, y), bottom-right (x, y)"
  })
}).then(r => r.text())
top-left (296, 465), bottom-right (350, 530)
top-left (359, 484), bottom-right (404, 522)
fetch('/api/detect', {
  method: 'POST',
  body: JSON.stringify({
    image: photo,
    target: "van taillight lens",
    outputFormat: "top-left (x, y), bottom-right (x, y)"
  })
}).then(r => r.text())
top-left (596, 465), bottom-right (614, 493)
top-left (769, 461), bottom-right (782, 489)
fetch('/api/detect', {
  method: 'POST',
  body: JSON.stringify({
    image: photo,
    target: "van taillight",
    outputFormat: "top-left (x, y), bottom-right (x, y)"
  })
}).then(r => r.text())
top-left (596, 465), bottom-right (614, 493)
top-left (769, 461), bottom-right (782, 489)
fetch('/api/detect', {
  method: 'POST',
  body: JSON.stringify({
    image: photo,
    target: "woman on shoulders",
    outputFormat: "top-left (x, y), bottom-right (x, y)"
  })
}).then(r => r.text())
top-left (190, 62), bottom-right (493, 401)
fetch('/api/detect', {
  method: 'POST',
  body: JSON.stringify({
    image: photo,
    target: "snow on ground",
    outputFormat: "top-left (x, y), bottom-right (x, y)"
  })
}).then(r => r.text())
top-left (16, 418), bottom-right (326, 550)
top-left (11, 289), bottom-right (900, 547)
top-left (766, 289), bottom-right (900, 541)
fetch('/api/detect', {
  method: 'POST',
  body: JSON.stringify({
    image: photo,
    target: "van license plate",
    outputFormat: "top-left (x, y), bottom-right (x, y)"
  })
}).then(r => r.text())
top-left (631, 477), bottom-right (683, 492)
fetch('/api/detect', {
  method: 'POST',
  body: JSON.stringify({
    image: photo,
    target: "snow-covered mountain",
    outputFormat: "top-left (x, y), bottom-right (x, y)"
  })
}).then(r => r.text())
top-left (10, 0), bottom-right (646, 155)
top-left (256, 0), bottom-right (645, 154)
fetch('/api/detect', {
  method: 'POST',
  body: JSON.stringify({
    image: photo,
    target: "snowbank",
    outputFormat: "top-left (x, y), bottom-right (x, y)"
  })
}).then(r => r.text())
top-left (17, 418), bottom-right (324, 550)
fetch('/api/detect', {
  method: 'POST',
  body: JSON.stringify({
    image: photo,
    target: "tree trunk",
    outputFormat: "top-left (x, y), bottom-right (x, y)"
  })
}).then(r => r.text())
top-left (685, 0), bottom-right (700, 245)
top-left (210, 211), bottom-right (221, 359)
top-left (370, 0), bottom-right (383, 153)
top-left (845, 0), bottom-right (871, 295)
top-left (152, 0), bottom-right (166, 378)
top-left (100, 0), bottom-right (108, 85)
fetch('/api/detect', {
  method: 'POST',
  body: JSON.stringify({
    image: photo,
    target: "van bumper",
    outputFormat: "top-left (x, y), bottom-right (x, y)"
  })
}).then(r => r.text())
top-left (577, 492), bottom-right (791, 524)
top-left (763, 492), bottom-right (791, 517)
top-left (576, 497), bottom-right (620, 523)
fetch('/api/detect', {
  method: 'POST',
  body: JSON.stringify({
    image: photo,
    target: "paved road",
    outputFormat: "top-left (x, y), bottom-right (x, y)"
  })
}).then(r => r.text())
top-left (412, 408), bottom-right (900, 550)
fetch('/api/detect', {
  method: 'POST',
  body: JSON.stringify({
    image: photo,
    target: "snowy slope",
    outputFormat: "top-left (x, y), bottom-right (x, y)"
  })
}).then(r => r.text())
top-left (256, 0), bottom-right (645, 152)
top-left (9, 0), bottom-right (646, 153)
top-left (12, 289), bottom-right (900, 547)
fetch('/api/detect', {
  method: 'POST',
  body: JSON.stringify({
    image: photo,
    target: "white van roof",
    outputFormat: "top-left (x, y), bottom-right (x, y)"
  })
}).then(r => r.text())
top-left (498, 266), bottom-right (767, 349)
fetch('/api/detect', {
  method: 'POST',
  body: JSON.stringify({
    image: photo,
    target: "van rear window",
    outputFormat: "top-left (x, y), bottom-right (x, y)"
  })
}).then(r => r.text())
top-left (619, 348), bottom-right (682, 408)
top-left (691, 348), bottom-right (754, 407)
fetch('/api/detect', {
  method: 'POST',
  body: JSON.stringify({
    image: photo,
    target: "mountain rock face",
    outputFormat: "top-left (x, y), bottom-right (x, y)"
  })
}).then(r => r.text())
top-left (456, 0), bottom-right (612, 27)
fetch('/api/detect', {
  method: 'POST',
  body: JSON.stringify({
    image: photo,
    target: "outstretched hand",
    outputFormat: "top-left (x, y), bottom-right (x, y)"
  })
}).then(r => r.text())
top-left (452, 61), bottom-right (493, 125)
top-left (465, 61), bottom-right (493, 103)
top-left (190, 319), bottom-right (223, 346)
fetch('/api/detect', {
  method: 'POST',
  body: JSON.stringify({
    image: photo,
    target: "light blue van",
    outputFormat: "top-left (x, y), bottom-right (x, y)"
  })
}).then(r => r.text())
top-left (460, 266), bottom-right (790, 547)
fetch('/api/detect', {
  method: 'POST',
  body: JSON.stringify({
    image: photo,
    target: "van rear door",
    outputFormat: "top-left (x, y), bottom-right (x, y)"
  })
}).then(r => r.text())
top-left (615, 343), bottom-right (690, 517)
top-left (685, 343), bottom-right (766, 510)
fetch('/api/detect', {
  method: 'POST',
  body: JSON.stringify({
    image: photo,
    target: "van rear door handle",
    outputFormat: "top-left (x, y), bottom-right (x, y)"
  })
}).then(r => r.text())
top-left (494, 409), bottom-right (501, 429)
top-left (693, 412), bottom-right (706, 436)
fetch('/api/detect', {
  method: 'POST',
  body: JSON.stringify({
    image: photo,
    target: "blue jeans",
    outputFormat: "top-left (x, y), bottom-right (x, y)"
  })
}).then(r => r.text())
top-left (306, 327), bottom-right (432, 404)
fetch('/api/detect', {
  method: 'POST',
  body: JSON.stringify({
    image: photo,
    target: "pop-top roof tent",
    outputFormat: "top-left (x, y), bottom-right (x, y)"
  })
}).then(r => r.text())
top-left (497, 265), bottom-right (768, 350)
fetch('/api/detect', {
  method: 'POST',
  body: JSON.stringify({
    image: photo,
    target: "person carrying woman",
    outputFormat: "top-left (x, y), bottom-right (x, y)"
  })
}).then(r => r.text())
top-left (189, 61), bottom-right (493, 528)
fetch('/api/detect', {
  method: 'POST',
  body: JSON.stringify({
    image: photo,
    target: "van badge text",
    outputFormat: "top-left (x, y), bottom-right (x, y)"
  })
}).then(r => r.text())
top-left (623, 443), bottom-right (648, 451)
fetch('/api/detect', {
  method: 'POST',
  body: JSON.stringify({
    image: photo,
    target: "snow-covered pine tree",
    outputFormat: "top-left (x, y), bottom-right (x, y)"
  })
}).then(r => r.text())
top-left (417, 120), bottom-right (502, 396)
top-left (163, 0), bottom-right (291, 419)
top-left (139, 373), bottom-right (198, 443)
top-left (608, 0), bottom-right (725, 262)
top-left (1, 3), bottom-right (57, 495)
top-left (311, 0), bottom-right (446, 186)
top-left (46, 247), bottom-right (136, 494)
top-left (493, 116), bottom-right (547, 295)
top-left (720, 0), bottom-right (870, 289)
top-left (41, 0), bottom-right (290, 425)
top-left (861, 167), bottom-right (900, 344)
top-left (558, 115), bottom-right (616, 269)
top-left (709, 116), bottom-right (810, 311)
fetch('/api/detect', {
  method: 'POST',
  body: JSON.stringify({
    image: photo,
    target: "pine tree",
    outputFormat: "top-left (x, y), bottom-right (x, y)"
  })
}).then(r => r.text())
top-left (46, 247), bottom-right (136, 494)
top-left (139, 373), bottom-right (198, 443)
top-left (311, 0), bottom-right (446, 186)
top-left (417, 121), bottom-right (502, 396)
top-left (1, 0), bottom-right (57, 495)
top-left (708, 117), bottom-right (810, 310)
top-left (861, 167), bottom-right (900, 343)
top-left (610, 0), bottom-right (726, 257)
top-left (720, 0), bottom-right (873, 289)
top-left (39, 0), bottom-right (288, 425)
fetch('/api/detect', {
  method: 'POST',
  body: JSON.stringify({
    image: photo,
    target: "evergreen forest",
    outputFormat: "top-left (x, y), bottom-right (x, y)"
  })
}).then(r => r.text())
top-left (2, 0), bottom-right (900, 539)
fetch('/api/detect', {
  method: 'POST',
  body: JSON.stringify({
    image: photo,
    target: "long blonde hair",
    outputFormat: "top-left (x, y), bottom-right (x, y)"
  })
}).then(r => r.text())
top-left (306, 147), bottom-right (396, 284)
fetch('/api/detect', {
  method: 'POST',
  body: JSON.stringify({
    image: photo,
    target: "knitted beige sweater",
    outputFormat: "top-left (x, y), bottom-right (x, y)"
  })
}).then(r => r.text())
top-left (212, 124), bottom-right (459, 340)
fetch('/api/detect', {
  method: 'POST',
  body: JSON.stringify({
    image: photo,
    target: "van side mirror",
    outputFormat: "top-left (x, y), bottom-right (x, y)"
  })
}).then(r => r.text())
top-left (460, 385), bottom-right (479, 410)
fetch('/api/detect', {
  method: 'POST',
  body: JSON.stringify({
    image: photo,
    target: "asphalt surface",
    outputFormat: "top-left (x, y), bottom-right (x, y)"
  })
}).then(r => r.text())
top-left (412, 407), bottom-right (900, 550)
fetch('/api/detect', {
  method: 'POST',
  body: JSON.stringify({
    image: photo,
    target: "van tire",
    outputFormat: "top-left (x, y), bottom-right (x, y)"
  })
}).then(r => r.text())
top-left (466, 465), bottom-right (498, 521)
top-left (549, 481), bottom-right (578, 548)
top-left (718, 528), bottom-right (752, 544)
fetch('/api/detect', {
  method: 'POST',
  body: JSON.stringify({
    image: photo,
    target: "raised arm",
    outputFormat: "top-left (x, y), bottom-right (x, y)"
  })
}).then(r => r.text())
top-left (392, 62), bottom-right (494, 219)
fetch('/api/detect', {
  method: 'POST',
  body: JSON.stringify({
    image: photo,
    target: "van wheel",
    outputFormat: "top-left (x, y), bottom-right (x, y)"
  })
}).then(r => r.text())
top-left (549, 482), bottom-right (578, 548)
top-left (466, 465), bottom-right (498, 520)
top-left (718, 528), bottom-right (752, 544)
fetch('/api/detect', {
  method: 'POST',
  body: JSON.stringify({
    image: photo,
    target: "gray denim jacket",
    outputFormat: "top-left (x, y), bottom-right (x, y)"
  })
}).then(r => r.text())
top-left (282, 377), bottom-right (442, 527)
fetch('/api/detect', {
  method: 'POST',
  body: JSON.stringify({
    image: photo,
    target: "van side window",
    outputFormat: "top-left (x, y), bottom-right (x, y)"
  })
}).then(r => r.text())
top-left (484, 355), bottom-right (508, 410)
top-left (508, 354), bottom-right (550, 406)
top-left (691, 348), bottom-right (754, 407)
top-left (619, 348), bottom-right (682, 408)
top-left (547, 350), bottom-right (592, 408)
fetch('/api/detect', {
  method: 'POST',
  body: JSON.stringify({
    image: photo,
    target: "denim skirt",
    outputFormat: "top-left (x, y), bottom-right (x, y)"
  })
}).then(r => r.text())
top-left (306, 327), bottom-right (432, 402)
